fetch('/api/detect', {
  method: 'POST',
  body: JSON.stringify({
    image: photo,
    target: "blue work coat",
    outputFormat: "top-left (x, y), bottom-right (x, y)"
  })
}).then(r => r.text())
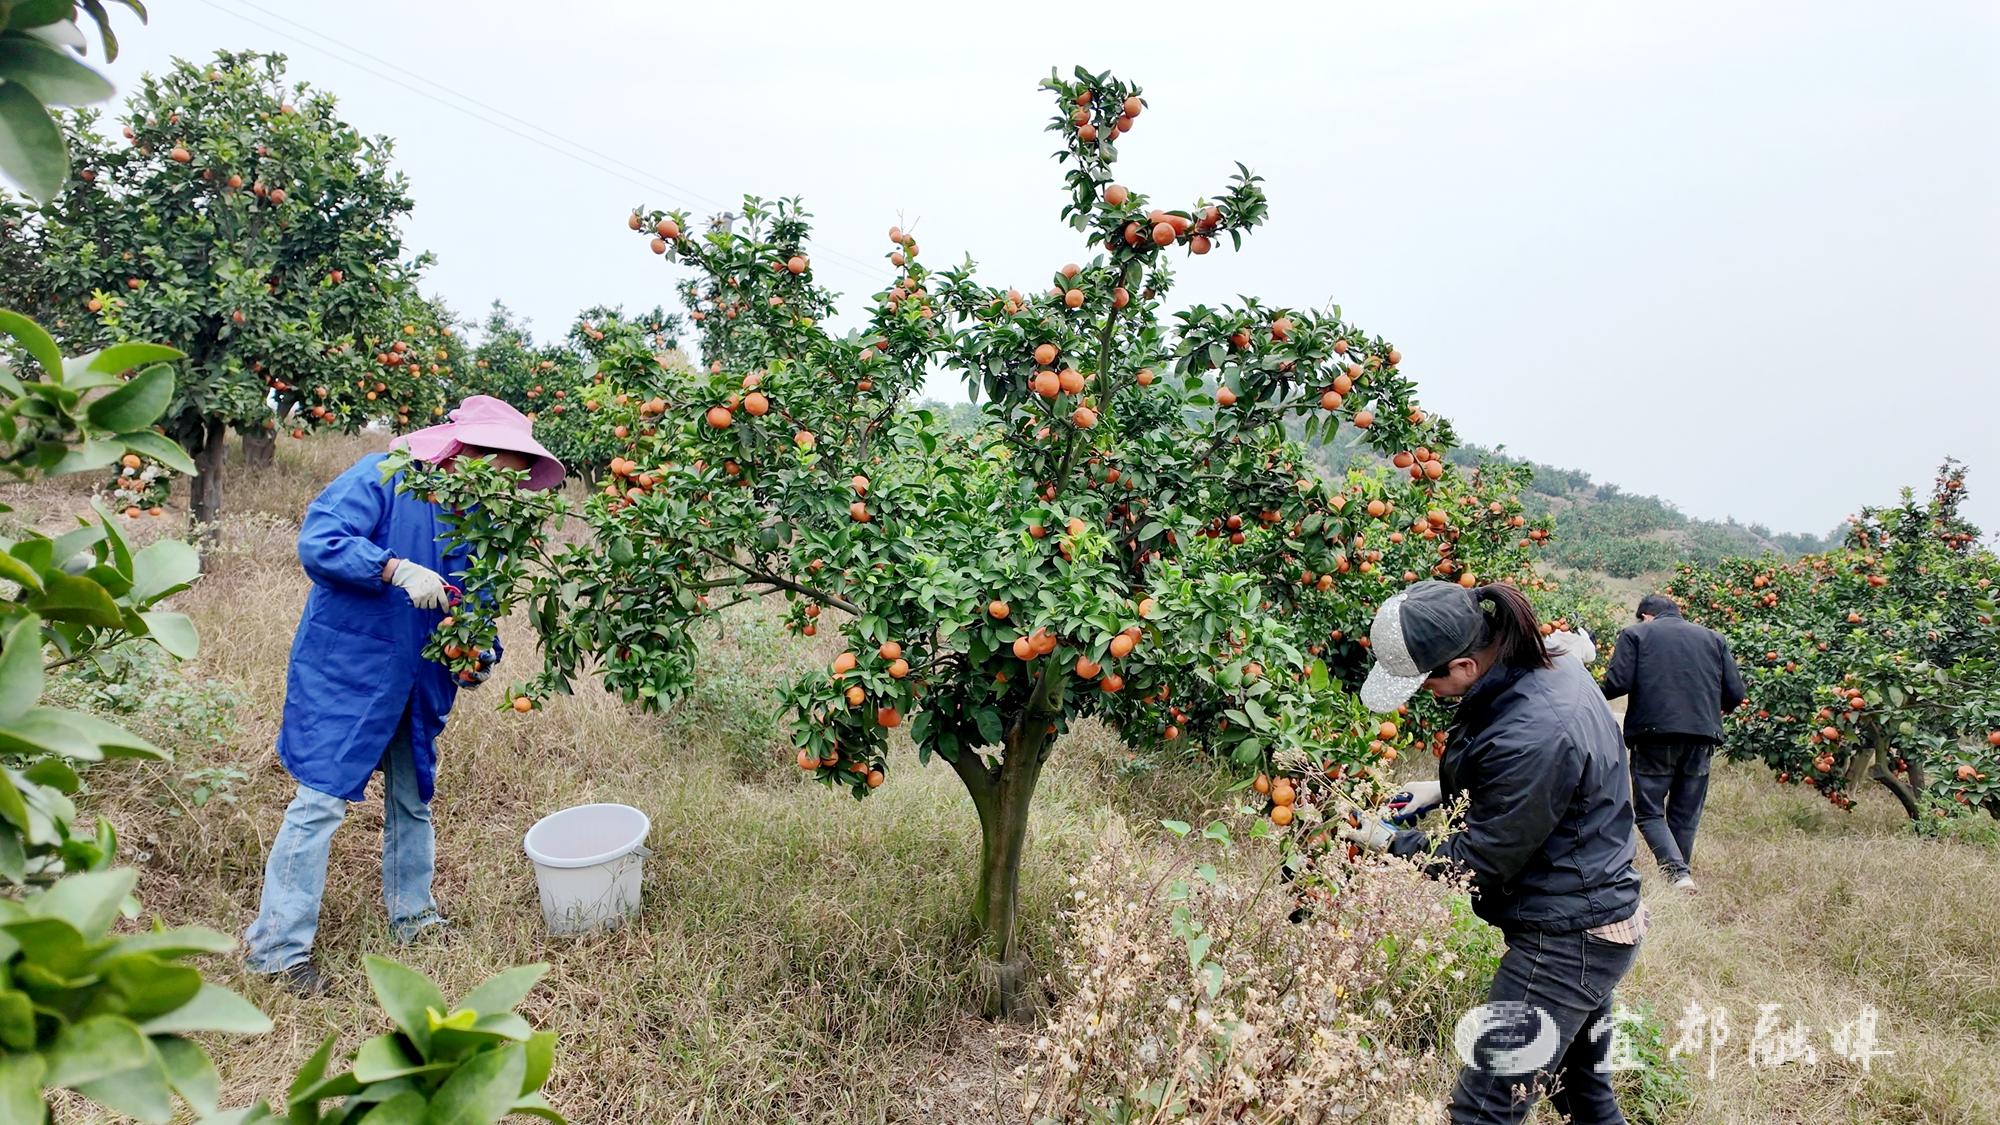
top-left (277, 453), bottom-right (489, 803)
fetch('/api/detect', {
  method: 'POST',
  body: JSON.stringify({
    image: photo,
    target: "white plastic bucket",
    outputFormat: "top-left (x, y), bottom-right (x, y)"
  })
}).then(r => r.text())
top-left (522, 803), bottom-right (652, 935)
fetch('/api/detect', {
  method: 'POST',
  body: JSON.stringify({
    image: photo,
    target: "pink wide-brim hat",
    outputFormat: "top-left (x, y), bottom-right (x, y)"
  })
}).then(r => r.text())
top-left (392, 395), bottom-right (566, 491)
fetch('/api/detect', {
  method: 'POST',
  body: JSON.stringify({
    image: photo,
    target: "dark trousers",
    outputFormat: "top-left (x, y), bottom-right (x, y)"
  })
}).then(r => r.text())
top-left (1629, 738), bottom-right (1713, 879)
top-left (1450, 927), bottom-right (1638, 1125)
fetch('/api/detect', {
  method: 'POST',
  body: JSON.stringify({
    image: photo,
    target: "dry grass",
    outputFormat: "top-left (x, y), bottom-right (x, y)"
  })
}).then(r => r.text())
top-left (14, 431), bottom-right (1999, 1123)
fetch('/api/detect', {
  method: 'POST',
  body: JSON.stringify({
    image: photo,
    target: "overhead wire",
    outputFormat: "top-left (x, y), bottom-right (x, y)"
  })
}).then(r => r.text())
top-left (189, 0), bottom-right (892, 291)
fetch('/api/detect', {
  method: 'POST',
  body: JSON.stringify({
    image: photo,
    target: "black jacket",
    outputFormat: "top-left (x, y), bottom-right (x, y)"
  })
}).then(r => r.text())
top-left (1600, 605), bottom-right (1745, 744)
top-left (1389, 659), bottom-right (1641, 934)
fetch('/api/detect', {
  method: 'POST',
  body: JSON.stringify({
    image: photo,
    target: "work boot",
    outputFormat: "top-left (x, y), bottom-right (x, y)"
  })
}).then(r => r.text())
top-left (277, 960), bottom-right (330, 998)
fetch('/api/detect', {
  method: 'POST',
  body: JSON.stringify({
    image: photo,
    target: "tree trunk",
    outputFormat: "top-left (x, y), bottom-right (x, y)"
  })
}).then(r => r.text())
top-left (1841, 743), bottom-right (1876, 790)
top-left (241, 426), bottom-right (274, 468)
top-left (189, 417), bottom-right (227, 557)
top-left (949, 683), bottom-right (1062, 1023)
top-left (973, 731), bottom-right (1047, 1021)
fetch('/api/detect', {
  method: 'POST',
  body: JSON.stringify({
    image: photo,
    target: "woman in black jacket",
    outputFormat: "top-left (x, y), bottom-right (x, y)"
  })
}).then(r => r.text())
top-left (1339, 580), bottom-right (1644, 1125)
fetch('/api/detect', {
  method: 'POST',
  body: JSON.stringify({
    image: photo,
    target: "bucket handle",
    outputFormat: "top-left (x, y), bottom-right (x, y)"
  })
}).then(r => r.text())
top-left (628, 844), bottom-right (653, 860)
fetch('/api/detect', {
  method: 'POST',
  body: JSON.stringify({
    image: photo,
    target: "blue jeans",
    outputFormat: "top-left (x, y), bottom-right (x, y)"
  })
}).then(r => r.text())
top-left (1450, 927), bottom-right (1639, 1125)
top-left (244, 719), bottom-right (443, 972)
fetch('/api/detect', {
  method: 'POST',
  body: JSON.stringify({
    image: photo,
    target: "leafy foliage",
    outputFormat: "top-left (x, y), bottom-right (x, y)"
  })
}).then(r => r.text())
top-left (205, 957), bottom-right (563, 1125)
top-left (1666, 460), bottom-right (2000, 820)
top-left (0, 309), bottom-right (198, 882)
top-left (0, 867), bottom-right (271, 1123)
top-left (0, 0), bottom-right (140, 201)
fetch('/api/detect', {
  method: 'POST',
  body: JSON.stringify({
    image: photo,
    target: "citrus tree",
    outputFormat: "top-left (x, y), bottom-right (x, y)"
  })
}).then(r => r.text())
top-left (0, 50), bottom-right (428, 528)
top-left (418, 68), bottom-right (1546, 1018)
top-left (1665, 460), bottom-right (2000, 821)
top-left (452, 300), bottom-right (579, 415)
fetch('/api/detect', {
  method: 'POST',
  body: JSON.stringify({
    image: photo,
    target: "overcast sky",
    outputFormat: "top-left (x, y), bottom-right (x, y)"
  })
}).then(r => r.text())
top-left (90, 1), bottom-right (1997, 537)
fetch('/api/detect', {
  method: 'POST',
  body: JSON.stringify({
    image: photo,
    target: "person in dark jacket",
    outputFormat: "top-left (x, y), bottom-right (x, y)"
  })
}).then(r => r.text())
top-left (1340, 580), bottom-right (1643, 1125)
top-left (1600, 593), bottom-right (1746, 893)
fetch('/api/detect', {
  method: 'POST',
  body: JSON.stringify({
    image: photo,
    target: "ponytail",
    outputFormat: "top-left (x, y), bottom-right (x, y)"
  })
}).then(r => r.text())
top-left (1476, 583), bottom-right (1550, 671)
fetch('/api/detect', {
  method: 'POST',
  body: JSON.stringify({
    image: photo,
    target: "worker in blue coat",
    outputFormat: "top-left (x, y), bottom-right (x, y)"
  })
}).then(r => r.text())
top-left (245, 396), bottom-right (563, 994)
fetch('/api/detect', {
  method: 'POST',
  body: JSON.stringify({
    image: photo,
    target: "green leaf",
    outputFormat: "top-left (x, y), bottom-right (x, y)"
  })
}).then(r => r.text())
top-left (1201, 959), bottom-right (1224, 998)
top-left (115, 430), bottom-right (195, 475)
top-left (48, 437), bottom-right (121, 476)
top-left (357, 1091), bottom-right (428, 1124)
top-left (0, 1052), bottom-right (45, 1125)
top-left (51, 520), bottom-right (103, 566)
top-left (354, 1033), bottom-right (445, 1083)
top-left (4, 916), bottom-right (88, 977)
top-left (85, 343), bottom-right (183, 375)
top-left (467, 1011), bottom-right (532, 1041)
top-left (139, 611), bottom-right (197, 658)
top-left (6, 0), bottom-right (78, 31)
top-left (75, 1057), bottom-right (176, 1124)
top-left (0, 309), bottom-right (62, 377)
top-left (33, 866), bottom-right (137, 934)
top-left (195, 1105), bottom-right (283, 1125)
top-left (129, 537), bottom-right (199, 606)
top-left (456, 963), bottom-right (548, 1022)
top-left (135, 983), bottom-right (272, 1036)
top-left (32, 569), bottom-right (123, 626)
top-left (0, 614), bottom-right (45, 724)
top-left (1243, 699), bottom-right (1269, 731)
top-left (44, 1014), bottom-right (153, 1087)
top-left (0, 988), bottom-right (35, 1049)
top-left (520, 1030), bottom-right (556, 1095)
top-left (78, 0), bottom-right (129, 64)
top-left (424, 1041), bottom-right (526, 1125)
top-left (22, 755), bottom-right (79, 792)
top-left (93, 924), bottom-right (236, 963)
top-left (0, 38), bottom-right (116, 106)
top-left (37, 706), bottom-right (163, 760)
top-left (104, 954), bottom-right (203, 1020)
top-left (1160, 819), bottom-right (1192, 837)
top-left (286, 1033), bottom-right (340, 1103)
top-left (0, 830), bottom-right (23, 883)
top-left (365, 955), bottom-right (445, 1049)
top-left (0, 550), bottom-right (44, 592)
top-left (973, 708), bottom-right (1003, 747)
top-left (0, 80), bottom-right (62, 197)
top-left (86, 363), bottom-right (175, 433)
top-left (507, 1092), bottom-right (565, 1122)
top-left (155, 1035), bottom-right (220, 1117)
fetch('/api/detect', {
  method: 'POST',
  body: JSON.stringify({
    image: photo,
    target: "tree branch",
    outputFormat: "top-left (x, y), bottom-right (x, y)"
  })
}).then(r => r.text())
top-left (1091, 259), bottom-right (1139, 434)
top-left (698, 547), bottom-right (862, 615)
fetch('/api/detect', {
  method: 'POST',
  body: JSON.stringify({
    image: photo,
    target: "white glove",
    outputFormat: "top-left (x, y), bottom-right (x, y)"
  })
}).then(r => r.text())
top-left (1336, 809), bottom-right (1396, 851)
top-left (1385, 779), bottom-right (1444, 826)
top-left (388, 560), bottom-right (451, 610)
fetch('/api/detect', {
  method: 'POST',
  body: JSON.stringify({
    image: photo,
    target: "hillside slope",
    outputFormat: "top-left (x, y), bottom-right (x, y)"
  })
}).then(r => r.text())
top-left (1300, 426), bottom-right (1839, 577)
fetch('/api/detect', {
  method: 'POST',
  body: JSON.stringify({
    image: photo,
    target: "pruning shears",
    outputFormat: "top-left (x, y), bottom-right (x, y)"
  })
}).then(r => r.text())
top-left (442, 583), bottom-right (464, 608)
